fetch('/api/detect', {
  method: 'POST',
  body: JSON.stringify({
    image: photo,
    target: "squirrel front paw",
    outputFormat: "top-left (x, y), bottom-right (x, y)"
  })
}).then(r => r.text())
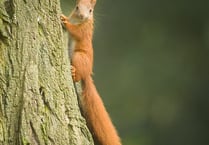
top-left (60, 14), bottom-right (69, 24)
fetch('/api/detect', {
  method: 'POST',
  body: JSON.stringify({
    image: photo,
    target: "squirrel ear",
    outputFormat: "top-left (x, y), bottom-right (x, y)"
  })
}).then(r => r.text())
top-left (91, 0), bottom-right (96, 7)
top-left (76, 0), bottom-right (80, 4)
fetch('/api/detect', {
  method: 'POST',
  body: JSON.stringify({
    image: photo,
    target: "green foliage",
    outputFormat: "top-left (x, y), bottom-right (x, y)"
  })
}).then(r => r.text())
top-left (60, 0), bottom-right (209, 144)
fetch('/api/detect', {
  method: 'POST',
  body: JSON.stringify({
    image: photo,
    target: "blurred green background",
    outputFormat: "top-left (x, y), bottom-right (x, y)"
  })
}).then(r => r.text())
top-left (60, 0), bottom-right (209, 145)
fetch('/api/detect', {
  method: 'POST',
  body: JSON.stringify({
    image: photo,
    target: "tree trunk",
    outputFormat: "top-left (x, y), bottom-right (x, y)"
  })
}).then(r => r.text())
top-left (0, 0), bottom-right (93, 145)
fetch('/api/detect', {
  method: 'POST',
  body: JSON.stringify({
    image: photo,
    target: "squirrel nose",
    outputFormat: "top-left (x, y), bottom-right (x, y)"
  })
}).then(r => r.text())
top-left (78, 14), bottom-right (84, 19)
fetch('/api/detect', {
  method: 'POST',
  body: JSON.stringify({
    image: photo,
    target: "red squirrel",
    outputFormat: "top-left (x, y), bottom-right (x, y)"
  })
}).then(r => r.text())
top-left (60, 0), bottom-right (121, 145)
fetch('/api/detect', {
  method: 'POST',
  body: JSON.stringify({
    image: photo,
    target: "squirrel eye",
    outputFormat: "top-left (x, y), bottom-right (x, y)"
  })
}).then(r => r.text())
top-left (89, 9), bottom-right (92, 13)
top-left (76, 6), bottom-right (79, 10)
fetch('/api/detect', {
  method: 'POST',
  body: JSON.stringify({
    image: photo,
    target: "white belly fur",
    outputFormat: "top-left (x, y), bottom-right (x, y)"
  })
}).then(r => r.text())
top-left (68, 36), bottom-right (76, 59)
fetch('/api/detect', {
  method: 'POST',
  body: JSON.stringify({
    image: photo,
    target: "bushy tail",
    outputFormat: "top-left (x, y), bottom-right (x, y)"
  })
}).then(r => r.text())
top-left (80, 76), bottom-right (121, 145)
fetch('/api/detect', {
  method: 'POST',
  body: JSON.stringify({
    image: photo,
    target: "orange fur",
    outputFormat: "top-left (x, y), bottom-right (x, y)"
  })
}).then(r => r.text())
top-left (61, 0), bottom-right (121, 144)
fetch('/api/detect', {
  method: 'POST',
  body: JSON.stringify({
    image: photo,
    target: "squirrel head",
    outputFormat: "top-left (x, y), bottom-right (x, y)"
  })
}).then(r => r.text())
top-left (70, 0), bottom-right (96, 24)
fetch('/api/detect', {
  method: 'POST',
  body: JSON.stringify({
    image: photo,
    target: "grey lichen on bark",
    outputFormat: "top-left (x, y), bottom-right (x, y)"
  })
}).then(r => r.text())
top-left (0, 0), bottom-right (93, 145)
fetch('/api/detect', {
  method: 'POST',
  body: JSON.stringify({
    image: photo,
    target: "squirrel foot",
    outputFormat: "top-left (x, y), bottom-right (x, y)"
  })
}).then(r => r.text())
top-left (71, 65), bottom-right (82, 82)
top-left (71, 65), bottom-right (76, 81)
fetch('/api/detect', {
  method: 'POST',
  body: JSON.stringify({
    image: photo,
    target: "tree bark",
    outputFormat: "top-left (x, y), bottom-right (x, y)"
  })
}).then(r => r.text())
top-left (0, 0), bottom-right (93, 145)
